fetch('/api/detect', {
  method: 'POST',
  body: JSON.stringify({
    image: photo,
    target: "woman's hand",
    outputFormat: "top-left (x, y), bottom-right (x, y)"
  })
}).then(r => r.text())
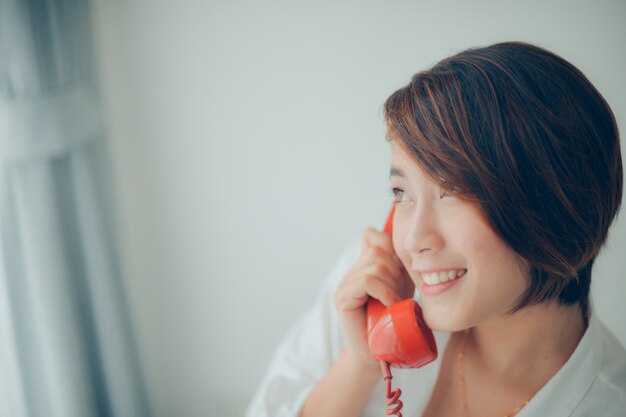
top-left (332, 227), bottom-right (415, 371)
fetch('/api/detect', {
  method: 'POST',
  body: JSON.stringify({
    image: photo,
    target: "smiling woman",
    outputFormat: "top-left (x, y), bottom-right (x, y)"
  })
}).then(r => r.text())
top-left (246, 42), bottom-right (626, 417)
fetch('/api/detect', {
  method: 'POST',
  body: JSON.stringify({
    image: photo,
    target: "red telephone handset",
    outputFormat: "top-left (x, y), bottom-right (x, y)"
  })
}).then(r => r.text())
top-left (366, 203), bottom-right (438, 416)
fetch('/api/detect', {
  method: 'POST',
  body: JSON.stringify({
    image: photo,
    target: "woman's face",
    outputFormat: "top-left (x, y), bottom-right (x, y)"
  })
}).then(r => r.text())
top-left (389, 143), bottom-right (529, 331)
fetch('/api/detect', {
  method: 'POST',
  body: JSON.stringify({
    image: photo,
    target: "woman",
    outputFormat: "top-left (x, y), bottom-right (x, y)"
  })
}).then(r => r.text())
top-left (246, 42), bottom-right (626, 417)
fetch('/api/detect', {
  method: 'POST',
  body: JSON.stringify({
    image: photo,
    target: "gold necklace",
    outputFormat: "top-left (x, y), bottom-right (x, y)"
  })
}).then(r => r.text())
top-left (458, 329), bottom-right (533, 417)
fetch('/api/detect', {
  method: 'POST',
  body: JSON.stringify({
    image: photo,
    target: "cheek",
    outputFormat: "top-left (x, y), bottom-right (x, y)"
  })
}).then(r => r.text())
top-left (457, 221), bottom-right (504, 261)
top-left (463, 232), bottom-right (529, 291)
top-left (468, 238), bottom-right (486, 253)
top-left (456, 234), bottom-right (489, 262)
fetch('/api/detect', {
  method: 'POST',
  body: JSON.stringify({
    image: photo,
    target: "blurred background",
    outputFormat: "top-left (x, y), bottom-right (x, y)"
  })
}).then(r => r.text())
top-left (1, 1), bottom-right (624, 417)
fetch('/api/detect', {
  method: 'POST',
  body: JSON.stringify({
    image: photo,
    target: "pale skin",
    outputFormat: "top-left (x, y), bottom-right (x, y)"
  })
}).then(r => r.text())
top-left (299, 142), bottom-right (586, 417)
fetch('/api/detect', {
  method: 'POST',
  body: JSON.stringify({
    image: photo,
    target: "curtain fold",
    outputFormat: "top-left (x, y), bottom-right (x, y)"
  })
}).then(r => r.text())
top-left (0, 1), bottom-right (151, 416)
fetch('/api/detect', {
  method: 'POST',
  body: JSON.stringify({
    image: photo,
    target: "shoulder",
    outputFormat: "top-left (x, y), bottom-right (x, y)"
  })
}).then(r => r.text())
top-left (595, 321), bottom-right (626, 397)
top-left (574, 320), bottom-right (626, 416)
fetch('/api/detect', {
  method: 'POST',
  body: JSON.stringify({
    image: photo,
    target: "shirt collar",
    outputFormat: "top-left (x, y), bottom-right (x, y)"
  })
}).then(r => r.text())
top-left (517, 298), bottom-right (603, 416)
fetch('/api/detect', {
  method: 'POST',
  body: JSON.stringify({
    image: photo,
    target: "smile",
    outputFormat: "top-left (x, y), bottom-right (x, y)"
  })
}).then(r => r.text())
top-left (421, 269), bottom-right (467, 285)
top-left (419, 269), bottom-right (467, 296)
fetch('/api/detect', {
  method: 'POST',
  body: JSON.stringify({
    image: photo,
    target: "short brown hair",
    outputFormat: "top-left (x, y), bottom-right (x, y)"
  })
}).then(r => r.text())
top-left (384, 41), bottom-right (623, 314)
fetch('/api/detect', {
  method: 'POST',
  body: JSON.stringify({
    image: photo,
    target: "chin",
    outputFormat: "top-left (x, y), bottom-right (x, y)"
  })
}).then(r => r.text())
top-left (421, 303), bottom-right (467, 333)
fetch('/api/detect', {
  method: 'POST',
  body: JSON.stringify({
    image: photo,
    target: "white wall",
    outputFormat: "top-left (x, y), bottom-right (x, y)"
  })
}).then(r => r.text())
top-left (91, 1), bottom-right (626, 416)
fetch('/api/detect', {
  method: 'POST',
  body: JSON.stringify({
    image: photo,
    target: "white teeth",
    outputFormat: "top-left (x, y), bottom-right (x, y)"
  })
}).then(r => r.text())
top-left (422, 269), bottom-right (467, 285)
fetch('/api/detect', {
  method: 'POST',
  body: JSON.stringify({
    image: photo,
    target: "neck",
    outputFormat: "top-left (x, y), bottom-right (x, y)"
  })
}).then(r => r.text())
top-left (467, 302), bottom-right (587, 380)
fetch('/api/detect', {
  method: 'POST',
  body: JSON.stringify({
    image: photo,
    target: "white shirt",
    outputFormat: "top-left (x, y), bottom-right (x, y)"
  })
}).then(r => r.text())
top-left (246, 239), bottom-right (626, 417)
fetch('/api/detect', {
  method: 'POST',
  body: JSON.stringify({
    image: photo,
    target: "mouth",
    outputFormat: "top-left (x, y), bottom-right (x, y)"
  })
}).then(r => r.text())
top-left (420, 269), bottom-right (467, 285)
top-left (418, 268), bottom-right (467, 296)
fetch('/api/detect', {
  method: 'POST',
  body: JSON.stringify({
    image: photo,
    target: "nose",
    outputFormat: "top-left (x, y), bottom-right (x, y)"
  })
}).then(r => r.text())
top-left (402, 202), bottom-right (444, 256)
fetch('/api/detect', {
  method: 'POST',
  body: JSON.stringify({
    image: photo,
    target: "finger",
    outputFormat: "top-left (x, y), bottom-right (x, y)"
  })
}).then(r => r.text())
top-left (362, 274), bottom-right (402, 307)
top-left (363, 229), bottom-right (408, 272)
top-left (364, 245), bottom-right (403, 280)
top-left (361, 227), bottom-right (395, 255)
top-left (350, 245), bottom-right (410, 299)
top-left (334, 263), bottom-right (401, 311)
top-left (364, 258), bottom-right (415, 299)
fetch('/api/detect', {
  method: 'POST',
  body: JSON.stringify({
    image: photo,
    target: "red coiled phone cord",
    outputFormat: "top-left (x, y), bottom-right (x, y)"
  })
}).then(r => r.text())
top-left (380, 361), bottom-right (403, 417)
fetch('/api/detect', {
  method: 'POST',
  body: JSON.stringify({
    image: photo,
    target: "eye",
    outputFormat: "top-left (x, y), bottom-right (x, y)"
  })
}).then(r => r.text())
top-left (389, 187), bottom-right (407, 203)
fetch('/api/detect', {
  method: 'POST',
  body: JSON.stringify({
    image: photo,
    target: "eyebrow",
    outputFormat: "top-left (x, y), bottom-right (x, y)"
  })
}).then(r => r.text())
top-left (389, 166), bottom-right (404, 179)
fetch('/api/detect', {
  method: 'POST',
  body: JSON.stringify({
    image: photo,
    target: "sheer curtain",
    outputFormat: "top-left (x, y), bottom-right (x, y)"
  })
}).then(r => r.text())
top-left (0, 1), bottom-right (151, 416)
